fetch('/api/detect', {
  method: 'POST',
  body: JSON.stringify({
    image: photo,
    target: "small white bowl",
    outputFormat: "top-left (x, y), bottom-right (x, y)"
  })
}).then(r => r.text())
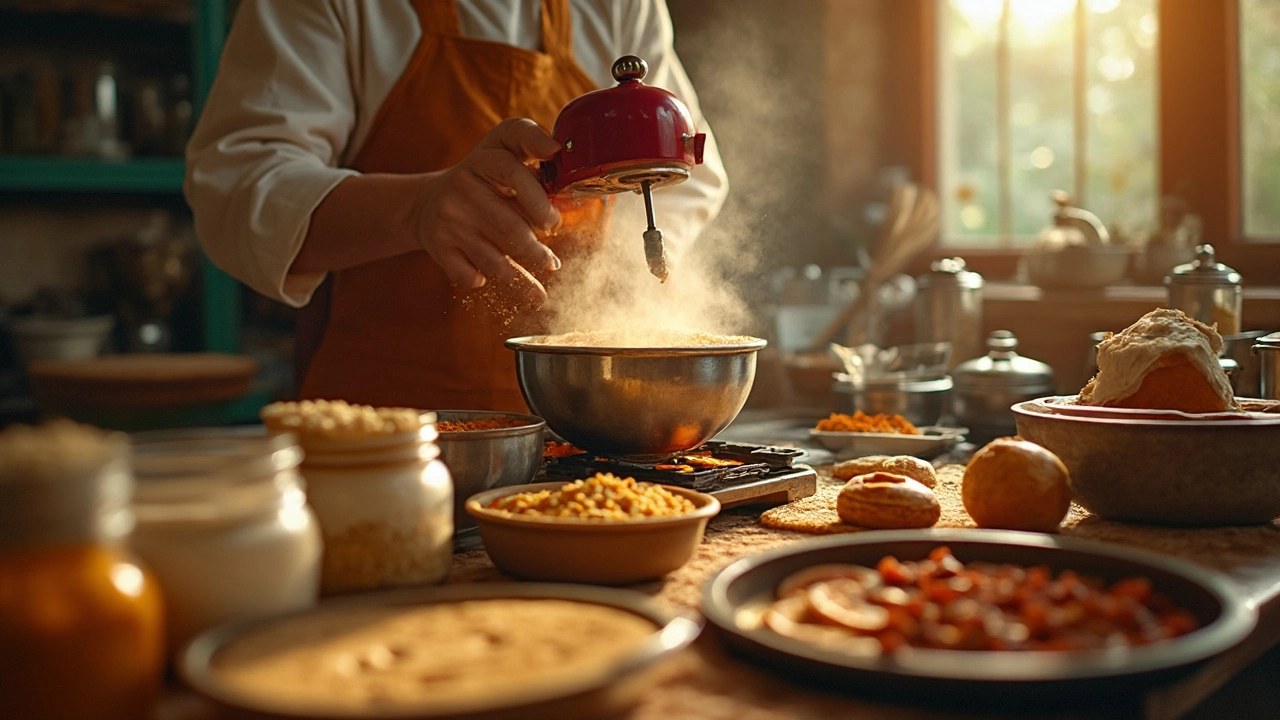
top-left (8, 315), bottom-right (114, 364)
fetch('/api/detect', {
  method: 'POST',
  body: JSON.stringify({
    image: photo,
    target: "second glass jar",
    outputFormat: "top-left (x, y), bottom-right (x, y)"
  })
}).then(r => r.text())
top-left (295, 416), bottom-right (454, 596)
top-left (128, 430), bottom-right (322, 654)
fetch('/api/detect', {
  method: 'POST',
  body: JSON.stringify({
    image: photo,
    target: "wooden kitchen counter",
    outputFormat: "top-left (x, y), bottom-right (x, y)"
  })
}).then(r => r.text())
top-left (158, 463), bottom-right (1280, 720)
top-left (449, 463), bottom-right (1280, 720)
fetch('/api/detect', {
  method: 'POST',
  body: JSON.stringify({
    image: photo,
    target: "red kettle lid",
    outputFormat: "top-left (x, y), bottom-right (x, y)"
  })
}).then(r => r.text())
top-left (542, 56), bottom-right (706, 196)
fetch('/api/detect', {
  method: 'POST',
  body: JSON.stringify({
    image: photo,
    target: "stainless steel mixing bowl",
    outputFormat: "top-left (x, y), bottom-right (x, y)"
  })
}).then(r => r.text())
top-left (434, 410), bottom-right (545, 535)
top-left (505, 336), bottom-right (767, 460)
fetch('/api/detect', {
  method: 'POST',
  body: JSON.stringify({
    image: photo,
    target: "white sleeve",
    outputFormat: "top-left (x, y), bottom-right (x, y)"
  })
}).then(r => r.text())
top-left (614, 0), bottom-right (730, 255)
top-left (184, 0), bottom-right (360, 307)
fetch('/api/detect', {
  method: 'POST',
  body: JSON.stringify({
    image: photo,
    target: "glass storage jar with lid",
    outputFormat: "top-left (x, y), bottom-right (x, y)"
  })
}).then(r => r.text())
top-left (265, 402), bottom-right (453, 596)
top-left (0, 421), bottom-right (165, 720)
top-left (128, 430), bottom-right (321, 654)
top-left (914, 257), bottom-right (985, 370)
top-left (1165, 244), bottom-right (1243, 335)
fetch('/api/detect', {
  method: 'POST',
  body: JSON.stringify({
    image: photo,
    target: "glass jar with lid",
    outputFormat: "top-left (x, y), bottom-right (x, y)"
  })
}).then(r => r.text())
top-left (264, 402), bottom-right (453, 596)
top-left (128, 430), bottom-right (321, 654)
top-left (951, 331), bottom-right (1056, 444)
top-left (0, 421), bottom-right (165, 720)
top-left (1165, 244), bottom-right (1243, 335)
top-left (914, 257), bottom-right (984, 370)
top-left (1255, 332), bottom-right (1280, 400)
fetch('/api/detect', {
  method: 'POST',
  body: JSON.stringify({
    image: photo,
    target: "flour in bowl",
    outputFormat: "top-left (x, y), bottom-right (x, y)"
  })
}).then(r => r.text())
top-left (529, 329), bottom-right (759, 348)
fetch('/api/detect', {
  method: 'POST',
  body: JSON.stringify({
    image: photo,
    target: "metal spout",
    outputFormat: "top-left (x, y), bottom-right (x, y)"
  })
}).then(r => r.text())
top-left (641, 180), bottom-right (669, 282)
top-left (1050, 190), bottom-right (1110, 245)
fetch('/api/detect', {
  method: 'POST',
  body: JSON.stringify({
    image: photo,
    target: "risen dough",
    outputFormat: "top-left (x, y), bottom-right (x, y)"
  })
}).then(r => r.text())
top-left (1078, 308), bottom-right (1236, 412)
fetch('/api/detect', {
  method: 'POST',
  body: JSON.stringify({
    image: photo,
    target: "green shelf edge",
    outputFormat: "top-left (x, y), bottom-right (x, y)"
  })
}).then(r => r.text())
top-left (0, 155), bottom-right (186, 193)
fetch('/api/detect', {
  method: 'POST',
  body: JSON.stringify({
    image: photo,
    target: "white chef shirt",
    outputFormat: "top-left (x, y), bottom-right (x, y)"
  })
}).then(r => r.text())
top-left (185, 0), bottom-right (729, 307)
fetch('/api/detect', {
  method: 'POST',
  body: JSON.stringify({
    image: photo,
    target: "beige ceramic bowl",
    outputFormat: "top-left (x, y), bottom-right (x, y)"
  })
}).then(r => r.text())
top-left (1013, 396), bottom-right (1280, 526)
top-left (466, 482), bottom-right (721, 585)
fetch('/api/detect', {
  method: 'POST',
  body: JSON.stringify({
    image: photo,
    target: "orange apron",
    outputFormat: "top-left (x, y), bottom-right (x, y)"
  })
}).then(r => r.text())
top-left (299, 0), bottom-right (603, 412)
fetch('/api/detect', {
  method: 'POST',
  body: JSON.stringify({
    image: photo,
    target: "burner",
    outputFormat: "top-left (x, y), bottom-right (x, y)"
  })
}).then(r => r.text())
top-left (542, 441), bottom-right (817, 509)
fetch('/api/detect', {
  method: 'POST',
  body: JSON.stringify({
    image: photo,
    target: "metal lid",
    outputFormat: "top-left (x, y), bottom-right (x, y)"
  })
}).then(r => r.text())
top-left (952, 331), bottom-right (1056, 393)
top-left (917, 257), bottom-right (984, 290)
top-left (1165, 244), bottom-right (1242, 286)
top-left (832, 374), bottom-right (953, 394)
top-left (1254, 331), bottom-right (1280, 349)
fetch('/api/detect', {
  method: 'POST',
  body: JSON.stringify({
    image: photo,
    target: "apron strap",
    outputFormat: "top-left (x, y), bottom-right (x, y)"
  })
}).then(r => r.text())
top-left (540, 0), bottom-right (576, 60)
top-left (414, 0), bottom-right (463, 38)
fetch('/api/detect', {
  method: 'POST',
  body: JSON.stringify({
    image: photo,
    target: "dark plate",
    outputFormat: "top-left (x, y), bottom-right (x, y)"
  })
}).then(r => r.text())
top-left (181, 583), bottom-right (702, 720)
top-left (702, 529), bottom-right (1255, 708)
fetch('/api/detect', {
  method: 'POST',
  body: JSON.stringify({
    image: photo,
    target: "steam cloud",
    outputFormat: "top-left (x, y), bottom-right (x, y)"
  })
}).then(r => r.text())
top-left (538, 191), bottom-right (760, 340)
top-left (534, 0), bottom-right (823, 343)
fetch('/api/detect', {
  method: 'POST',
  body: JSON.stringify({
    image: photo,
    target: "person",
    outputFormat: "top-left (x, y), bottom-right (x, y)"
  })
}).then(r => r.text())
top-left (185, 0), bottom-right (728, 413)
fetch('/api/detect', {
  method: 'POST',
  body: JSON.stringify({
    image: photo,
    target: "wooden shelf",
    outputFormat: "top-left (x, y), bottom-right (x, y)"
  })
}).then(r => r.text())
top-left (0, 0), bottom-right (191, 24)
top-left (0, 155), bottom-right (185, 194)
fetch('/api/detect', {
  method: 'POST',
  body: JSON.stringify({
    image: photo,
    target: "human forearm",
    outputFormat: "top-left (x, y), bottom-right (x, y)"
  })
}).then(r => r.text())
top-left (291, 172), bottom-right (440, 275)
top-left (294, 118), bottom-right (564, 295)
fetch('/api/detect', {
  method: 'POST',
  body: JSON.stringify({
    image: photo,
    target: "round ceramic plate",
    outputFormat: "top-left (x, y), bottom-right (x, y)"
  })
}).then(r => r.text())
top-left (807, 426), bottom-right (967, 459)
top-left (181, 583), bottom-right (702, 720)
top-left (702, 530), bottom-right (1254, 706)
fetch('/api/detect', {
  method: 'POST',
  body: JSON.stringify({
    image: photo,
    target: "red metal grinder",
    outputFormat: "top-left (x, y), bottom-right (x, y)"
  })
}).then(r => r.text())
top-left (541, 55), bottom-right (707, 282)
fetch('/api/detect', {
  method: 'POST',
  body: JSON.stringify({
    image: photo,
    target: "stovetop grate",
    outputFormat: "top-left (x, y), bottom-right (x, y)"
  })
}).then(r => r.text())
top-left (542, 441), bottom-right (808, 492)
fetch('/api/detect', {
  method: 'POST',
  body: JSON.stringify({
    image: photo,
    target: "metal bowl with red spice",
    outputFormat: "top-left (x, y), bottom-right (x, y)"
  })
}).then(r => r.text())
top-left (433, 410), bottom-right (546, 536)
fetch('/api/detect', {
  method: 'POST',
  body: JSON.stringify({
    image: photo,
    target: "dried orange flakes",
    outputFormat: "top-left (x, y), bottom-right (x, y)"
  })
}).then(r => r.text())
top-left (815, 412), bottom-right (921, 435)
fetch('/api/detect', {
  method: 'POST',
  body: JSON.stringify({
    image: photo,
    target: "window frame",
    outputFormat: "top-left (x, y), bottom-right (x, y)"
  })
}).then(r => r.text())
top-left (894, 0), bottom-right (1279, 285)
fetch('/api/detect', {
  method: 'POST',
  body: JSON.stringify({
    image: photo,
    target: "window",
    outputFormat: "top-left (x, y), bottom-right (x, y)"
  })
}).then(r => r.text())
top-left (1240, 0), bottom-right (1280, 238)
top-left (937, 0), bottom-right (1158, 246)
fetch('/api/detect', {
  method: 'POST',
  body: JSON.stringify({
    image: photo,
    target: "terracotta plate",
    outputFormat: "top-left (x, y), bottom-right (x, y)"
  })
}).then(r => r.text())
top-left (1028, 395), bottom-right (1280, 424)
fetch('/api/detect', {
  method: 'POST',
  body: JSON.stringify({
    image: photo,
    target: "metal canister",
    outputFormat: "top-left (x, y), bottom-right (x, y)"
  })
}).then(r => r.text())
top-left (1165, 244), bottom-right (1243, 335)
top-left (1254, 331), bottom-right (1280, 400)
top-left (952, 331), bottom-right (1056, 444)
top-left (914, 257), bottom-right (984, 370)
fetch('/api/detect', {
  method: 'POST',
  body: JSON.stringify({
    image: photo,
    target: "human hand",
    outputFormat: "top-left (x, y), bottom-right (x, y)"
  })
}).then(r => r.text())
top-left (412, 118), bottom-right (563, 298)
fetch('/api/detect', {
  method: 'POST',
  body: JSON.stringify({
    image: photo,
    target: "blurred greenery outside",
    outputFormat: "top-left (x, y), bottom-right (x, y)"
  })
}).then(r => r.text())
top-left (1242, 0), bottom-right (1280, 237)
top-left (939, 0), bottom-right (1160, 247)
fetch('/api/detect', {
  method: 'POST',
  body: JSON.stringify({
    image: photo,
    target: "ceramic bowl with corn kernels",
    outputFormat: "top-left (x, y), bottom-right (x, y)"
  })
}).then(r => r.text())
top-left (465, 474), bottom-right (720, 585)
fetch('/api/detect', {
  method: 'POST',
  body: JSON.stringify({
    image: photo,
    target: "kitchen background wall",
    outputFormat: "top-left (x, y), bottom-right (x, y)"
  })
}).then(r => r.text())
top-left (4, 0), bottom-right (1277, 414)
top-left (1, 1), bottom-right (907, 303)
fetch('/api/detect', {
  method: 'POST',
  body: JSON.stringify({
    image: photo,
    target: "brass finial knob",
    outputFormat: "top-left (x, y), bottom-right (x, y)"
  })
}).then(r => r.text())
top-left (612, 55), bottom-right (648, 83)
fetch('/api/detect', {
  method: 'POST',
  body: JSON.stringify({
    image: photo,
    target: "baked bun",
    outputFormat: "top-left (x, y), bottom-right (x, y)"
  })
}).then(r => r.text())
top-left (836, 472), bottom-right (940, 529)
top-left (833, 455), bottom-right (937, 488)
top-left (1078, 308), bottom-right (1236, 413)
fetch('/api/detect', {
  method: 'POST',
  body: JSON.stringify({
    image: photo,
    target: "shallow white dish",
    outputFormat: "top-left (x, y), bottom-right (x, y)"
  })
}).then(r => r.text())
top-left (807, 426), bottom-right (966, 460)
